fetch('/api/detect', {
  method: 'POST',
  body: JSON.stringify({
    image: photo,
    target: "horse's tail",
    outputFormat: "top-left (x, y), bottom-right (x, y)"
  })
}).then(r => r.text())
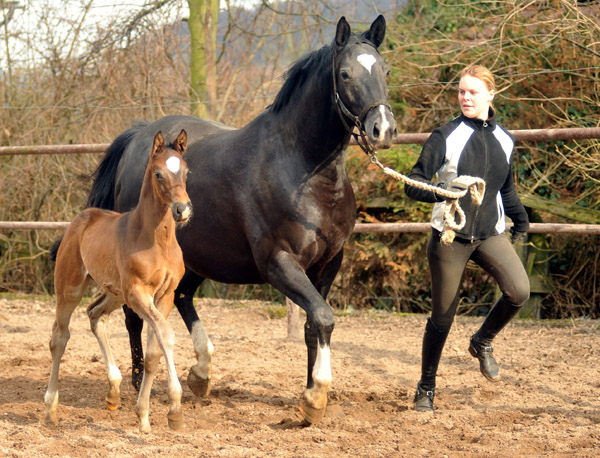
top-left (49, 237), bottom-right (62, 262)
top-left (86, 121), bottom-right (149, 209)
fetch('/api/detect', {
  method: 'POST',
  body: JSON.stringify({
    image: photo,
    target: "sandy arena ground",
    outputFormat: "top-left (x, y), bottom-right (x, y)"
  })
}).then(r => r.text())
top-left (1, 295), bottom-right (599, 457)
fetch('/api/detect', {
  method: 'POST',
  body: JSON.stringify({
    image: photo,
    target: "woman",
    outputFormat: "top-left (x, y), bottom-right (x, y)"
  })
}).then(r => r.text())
top-left (404, 65), bottom-right (530, 412)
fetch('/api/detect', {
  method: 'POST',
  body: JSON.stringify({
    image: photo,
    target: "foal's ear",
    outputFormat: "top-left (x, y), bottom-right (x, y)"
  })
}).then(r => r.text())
top-left (151, 131), bottom-right (165, 159)
top-left (363, 15), bottom-right (386, 48)
top-left (335, 16), bottom-right (351, 48)
top-left (174, 129), bottom-right (187, 154)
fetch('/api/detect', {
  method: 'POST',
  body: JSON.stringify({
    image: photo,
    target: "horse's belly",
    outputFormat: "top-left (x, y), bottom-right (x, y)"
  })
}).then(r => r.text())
top-left (179, 236), bottom-right (264, 284)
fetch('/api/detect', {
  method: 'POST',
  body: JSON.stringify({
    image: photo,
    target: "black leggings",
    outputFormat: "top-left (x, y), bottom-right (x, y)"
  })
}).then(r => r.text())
top-left (427, 230), bottom-right (530, 333)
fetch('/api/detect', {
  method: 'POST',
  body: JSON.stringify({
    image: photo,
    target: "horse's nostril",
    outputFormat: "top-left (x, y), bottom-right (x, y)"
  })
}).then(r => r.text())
top-left (373, 125), bottom-right (380, 140)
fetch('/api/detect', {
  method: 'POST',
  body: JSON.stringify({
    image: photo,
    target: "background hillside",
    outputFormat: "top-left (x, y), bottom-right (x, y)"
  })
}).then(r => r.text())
top-left (0, 0), bottom-right (598, 317)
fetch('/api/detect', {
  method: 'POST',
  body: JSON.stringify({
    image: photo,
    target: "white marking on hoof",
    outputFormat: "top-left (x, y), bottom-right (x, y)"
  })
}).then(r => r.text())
top-left (357, 53), bottom-right (376, 75)
top-left (166, 156), bottom-right (181, 173)
top-left (108, 363), bottom-right (122, 383)
top-left (312, 344), bottom-right (332, 387)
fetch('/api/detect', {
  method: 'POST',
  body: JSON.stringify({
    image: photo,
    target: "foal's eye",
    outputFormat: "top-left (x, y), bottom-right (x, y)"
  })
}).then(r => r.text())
top-left (154, 171), bottom-right (163, 180)
top-left (340, 69), bottom-right (350, 80)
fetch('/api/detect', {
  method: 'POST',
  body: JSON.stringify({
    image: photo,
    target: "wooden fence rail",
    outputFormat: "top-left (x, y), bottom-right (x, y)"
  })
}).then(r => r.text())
top-left (1, 126), bottom-right (599, 234)
top-left (1, 127), bottom-right (599, 156)
top-left (2, 221), bottom-right (600, 235)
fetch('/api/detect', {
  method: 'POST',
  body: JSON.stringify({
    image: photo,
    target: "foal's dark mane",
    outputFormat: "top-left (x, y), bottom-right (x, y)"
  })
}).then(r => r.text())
top-left (271, 44), bottom-right (334, 114)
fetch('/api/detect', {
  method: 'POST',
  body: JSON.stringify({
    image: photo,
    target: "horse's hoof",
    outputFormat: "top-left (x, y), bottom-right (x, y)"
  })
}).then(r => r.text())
top-left (106, 399), bottom-right (119, 411)
top-left (44, 411), bottom-right (58, 426)
top-left (168, 417), bottom-right (183, 431)
top-left (187, 369), bottom-right (211, 398)
top-left (168, 410), bottom-right (183, 430)
top-left (299, 399), bottom-right (326, 425)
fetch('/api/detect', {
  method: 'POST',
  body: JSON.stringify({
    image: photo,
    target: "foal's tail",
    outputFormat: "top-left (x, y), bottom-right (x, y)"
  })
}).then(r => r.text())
top-left (49, 122), bottom-right (149, 262)
top-left (86, 121), bottom-right (149, 209)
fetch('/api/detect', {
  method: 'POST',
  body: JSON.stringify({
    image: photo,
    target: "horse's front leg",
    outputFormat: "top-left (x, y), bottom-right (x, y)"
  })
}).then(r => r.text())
top-left (129, 290), bottom-right (182, 433)
top-left (173, 269), bottom-right (214, 398)
top-left (267, 251), bottom-right (336, 424)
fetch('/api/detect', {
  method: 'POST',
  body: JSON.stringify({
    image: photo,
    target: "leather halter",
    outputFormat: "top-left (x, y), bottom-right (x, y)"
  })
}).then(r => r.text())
top-left (332, 43), bottom-right (392, 156)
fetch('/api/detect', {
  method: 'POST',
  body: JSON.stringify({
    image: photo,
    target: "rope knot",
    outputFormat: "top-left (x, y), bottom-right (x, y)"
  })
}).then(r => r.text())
top-left (367, 153), bottom-right (486, 244)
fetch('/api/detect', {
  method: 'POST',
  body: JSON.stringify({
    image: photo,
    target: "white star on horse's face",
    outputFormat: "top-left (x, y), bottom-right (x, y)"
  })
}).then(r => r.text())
top-left (357, 53), bottom-right (376, 75)
top-left (166, 156), bottom-right (181, 174)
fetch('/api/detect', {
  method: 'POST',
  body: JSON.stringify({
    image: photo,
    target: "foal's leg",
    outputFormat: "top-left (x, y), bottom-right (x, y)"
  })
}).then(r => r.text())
top-left (87, 293), bottom-right (123, 411)
top-left (174, 269), bottom-right (213, 397)
top-left (44, 267), bottom-right (89, 425)
top-left (131, 290), bottom-right (182, 433)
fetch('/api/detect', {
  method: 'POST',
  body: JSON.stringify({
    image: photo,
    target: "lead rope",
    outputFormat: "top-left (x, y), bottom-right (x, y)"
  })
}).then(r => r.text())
top-left (330, 48), bottom-right (485, 243)
top-left (366, 152), bottom-right (486, 244)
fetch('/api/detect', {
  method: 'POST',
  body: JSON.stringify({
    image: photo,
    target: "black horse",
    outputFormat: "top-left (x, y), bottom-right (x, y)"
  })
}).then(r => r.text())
top-left (85, 15), bottom-right (397, 424)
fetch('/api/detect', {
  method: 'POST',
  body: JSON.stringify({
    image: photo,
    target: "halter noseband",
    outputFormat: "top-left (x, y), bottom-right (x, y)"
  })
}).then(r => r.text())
top-left (332, 43), bottom-right (391, 156)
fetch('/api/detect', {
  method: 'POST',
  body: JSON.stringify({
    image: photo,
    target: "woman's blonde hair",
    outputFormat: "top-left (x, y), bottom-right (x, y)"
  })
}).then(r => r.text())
top-left (460, 65), bottom-right (495, 91)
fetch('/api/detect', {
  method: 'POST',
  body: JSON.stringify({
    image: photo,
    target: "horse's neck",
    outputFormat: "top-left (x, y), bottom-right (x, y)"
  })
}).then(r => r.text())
top-left (131, 177), bottom-right (176, 245)
top-left (277, 76), bottom-right (350, 161)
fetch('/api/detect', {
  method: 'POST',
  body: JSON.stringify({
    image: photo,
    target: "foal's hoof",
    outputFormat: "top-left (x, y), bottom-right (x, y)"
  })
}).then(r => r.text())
top-left (44, 411), bottom-right (58, 426)
top-left (187, 368), bottom-right (211, 398)
top-left (168, 410), bottom-right (184, 431)
top-left (106, 399), bottom-right (120, 411)
top-left (299, 398), bottom-right (326, 425)
top-left (168, 417), bottom-right (183, 431)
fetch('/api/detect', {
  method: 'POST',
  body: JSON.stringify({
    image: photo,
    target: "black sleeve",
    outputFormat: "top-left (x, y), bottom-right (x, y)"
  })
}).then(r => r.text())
top-left (500, 157), bottom-right (529, 232)
top-left (404, 130), bottom-right (447, 203)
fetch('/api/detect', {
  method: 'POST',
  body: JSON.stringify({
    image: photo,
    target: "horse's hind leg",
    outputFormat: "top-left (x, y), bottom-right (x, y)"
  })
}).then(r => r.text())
top-left (123, 305), bottom-right (144, 391)
top-left (87, 293), bottom-right (123, 411)
top-left (174, 269), bottom-right (213, 398)
top-left (44, 266), bottom-right (89, 425)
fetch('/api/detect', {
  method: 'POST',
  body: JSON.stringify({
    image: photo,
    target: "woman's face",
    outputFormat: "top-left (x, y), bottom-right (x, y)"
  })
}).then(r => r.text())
top-left (458, 74), bottom-right (494, 121)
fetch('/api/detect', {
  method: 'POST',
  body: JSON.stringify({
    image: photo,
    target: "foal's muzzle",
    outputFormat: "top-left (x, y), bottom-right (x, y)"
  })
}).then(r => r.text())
top-left (171, 201), bottom-right (193, 224)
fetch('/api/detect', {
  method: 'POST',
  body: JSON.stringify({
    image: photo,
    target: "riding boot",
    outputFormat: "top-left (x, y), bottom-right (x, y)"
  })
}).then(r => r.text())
top-left (469, 296), bottom-right (521, 382)
top-left (414, 318), bottom-right (450, 412)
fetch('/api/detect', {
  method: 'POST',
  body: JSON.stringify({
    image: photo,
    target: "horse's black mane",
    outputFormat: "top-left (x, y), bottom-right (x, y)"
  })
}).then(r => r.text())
top-left (270, 33), bottom-right (378, 114)
top-left (271, 43), bottom-right (334, 114)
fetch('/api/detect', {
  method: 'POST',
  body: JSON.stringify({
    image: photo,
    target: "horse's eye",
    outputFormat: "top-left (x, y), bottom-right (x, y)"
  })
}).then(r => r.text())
top-left (340, 69), bottom-right (350, 80)
top-left (154, 171), bottom-right (163, 180)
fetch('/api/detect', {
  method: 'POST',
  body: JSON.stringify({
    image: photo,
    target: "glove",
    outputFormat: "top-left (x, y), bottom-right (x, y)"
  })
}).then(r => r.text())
top-left (510, 227), bottom-right (527, 243)
top-left (446, 177), bottom-right (470, 192)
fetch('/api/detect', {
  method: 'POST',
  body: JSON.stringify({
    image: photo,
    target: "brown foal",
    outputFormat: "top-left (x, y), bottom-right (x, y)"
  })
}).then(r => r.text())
top-left (44, 129), bottom-right (192, 433)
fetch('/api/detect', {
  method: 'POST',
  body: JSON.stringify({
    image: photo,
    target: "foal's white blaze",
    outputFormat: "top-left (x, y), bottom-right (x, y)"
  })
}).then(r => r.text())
top-left (166, 156), bottom-right (181, 173)
top-left (357, 53), bottom-right (376, 75)
top-left (378, 105), bottom-right (391, 141)
top-left (312, 344), bottom-right (332, 386)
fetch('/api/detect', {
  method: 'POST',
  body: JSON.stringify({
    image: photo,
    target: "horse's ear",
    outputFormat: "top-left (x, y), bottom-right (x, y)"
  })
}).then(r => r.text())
top-left (335, 16), bottom-right (351, 48)
top-left (363, 15), bottom-right (386, 48)
top-left (175, 129), bottom-right (187, 154)
top-left (151, 131), bottom-right (164, 159)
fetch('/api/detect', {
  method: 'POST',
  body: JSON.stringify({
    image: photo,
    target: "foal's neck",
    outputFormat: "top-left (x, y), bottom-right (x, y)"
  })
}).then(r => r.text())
top-left (132, 170), bottom-right (176, 244)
